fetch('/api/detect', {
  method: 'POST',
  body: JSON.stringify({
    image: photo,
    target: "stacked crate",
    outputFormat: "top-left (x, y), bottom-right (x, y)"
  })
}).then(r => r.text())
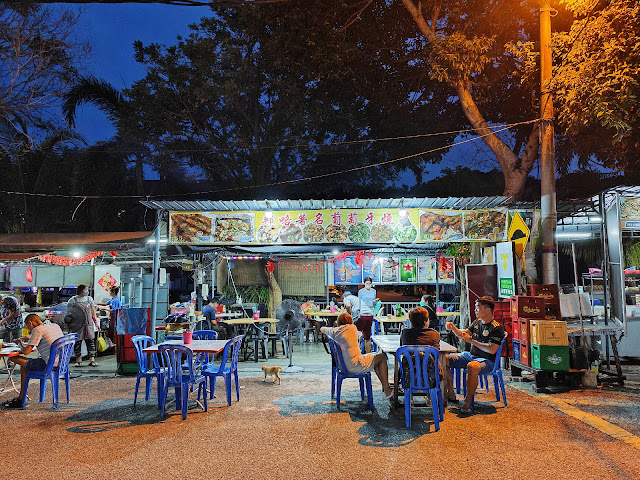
top-left (530, 320), bottom-right (569, 370)
top-left (528, 284), bottom-right (562, 320)
top-left (510, 296), bottom-right (546, 366)
top-left (493, 299), bottom-right (512, 357)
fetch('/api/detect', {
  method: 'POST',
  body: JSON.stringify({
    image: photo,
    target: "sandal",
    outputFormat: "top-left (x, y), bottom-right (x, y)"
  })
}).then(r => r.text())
top-left (74, 362), bottom-right (83, 367)
top-left (460, 404), bottom-right (473, 414)
top-left (89, 361), bottom-right (99, 367)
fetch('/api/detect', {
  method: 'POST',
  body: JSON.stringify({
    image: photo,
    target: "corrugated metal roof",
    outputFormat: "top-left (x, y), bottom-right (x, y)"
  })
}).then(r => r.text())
top-left (140, 196), bottom-right (513, 212)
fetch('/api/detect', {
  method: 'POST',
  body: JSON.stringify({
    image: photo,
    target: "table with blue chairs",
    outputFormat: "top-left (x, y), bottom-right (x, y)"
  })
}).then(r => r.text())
top-left (142, 337), bottom-right (243, 419)
top-left (371, 334), bottom-right (457, 409)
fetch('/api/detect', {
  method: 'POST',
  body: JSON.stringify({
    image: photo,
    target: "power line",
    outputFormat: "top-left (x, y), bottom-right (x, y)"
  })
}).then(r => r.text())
top-left (0, 118), bottom-right (538, 200)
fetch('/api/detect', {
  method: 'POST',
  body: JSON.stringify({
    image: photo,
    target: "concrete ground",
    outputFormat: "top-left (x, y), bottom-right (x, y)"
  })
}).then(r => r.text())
top-left (2, 341), bottom-right (640, 479)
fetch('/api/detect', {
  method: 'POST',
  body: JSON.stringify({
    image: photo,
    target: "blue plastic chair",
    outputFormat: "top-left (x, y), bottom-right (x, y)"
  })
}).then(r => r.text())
top-left (452, 332), bottom-right (508, 409)
top-left (202, 335), bottom-right (244, 406)
top-left (131, 335), bottom-right (165, 407)
top-left (397, 345), bottom-right (444, 430)
top-left (22, 333), bottom-right (77, 409)
top-left (359, 319), bottom-right (380, 354)
top-left (328, 337), bottom-right (374, 410)
top-left (158, 344), bottom-right (208, 420)
top-left (192, 330), bottom-right (218, 369)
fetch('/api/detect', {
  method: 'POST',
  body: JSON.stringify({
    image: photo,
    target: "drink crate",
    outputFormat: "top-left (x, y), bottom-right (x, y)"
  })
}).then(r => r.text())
top-left (513, 339), bottom-right (530, 366)
top-left (527, 284), bottom-right (560, 305)
top-left (544, 304), bottom-right (562, 320)
top-left (529, 320), bottom-right (568, 346)
top-left (513, 321), bottom-right (520, 341)
top-left (531, 344), bottom-right (570, 371)
top-left (515, 318), bottom-right (532, 344)
top-left (510, 296), bottom-right (546, 319)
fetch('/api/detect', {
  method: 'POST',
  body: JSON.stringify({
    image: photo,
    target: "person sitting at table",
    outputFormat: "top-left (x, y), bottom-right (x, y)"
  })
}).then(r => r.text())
top-left (400, 307), bottom-right (440, 391)
top-left (0, 294), bottom-right (23, 342)
top-left (419, 295), bottom-right (439, 330)
top-left (445, 296), bottom-right (504, 413)
top-left (321, 313), bottom-right (393, 401)
top-left (201, 297), bottom-right (232, 339)
top-left (2, 314), bottom-right (63, 409)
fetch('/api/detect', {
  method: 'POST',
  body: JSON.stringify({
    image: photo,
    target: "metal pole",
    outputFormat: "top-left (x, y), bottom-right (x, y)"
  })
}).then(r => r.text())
top-left (571, 242), bottom-right (579, 288)
top-left (540, 0), bottom-right (558, 284)
top-left (150, 210), bottom-right (161, 340)
top-left (600, 192), bottom-right (610, 367)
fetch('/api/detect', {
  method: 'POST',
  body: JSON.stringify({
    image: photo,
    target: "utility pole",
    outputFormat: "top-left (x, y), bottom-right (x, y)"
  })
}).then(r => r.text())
top-left (540, 0), bottom-right (558, 284)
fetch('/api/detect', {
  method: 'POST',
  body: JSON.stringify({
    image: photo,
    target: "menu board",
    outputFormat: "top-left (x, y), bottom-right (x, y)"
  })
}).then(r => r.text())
top-left (621, 197), bottom-right (640, 230)
top-left (169, 208), bottom-right (507, 245)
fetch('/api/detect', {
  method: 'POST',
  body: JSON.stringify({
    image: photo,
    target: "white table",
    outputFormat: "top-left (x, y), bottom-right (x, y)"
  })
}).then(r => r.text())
top-left (371, 335), bottom-right (457, 408)
top-left (0, 345), bottom-right (22, 395)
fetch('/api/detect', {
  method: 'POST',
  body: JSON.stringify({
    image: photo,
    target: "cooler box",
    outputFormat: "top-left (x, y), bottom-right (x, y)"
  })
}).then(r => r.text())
top-left (528, 284), bottom-right (560, 305)
top-left (510, 296), bottom-right (545, 319)
top-left (531, 344), bottom-right (570, 371)
top-left (530, 320), bottom-right (568, 346)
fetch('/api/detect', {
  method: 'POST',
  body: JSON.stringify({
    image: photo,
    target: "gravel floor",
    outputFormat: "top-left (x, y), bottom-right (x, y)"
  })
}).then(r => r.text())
top-left (2, 367), bottom-right (640, 480)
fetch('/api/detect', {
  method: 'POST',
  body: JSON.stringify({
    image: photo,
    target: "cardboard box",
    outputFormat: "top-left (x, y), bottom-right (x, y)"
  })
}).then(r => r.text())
top-left (510, 296), bottom-right (546, 319)
top-left (559, 293), bottom-right (592, 318)
top-left (531, 344), bottom-right (570, 371)
top-left (530, 320), bottom-right (569, 346)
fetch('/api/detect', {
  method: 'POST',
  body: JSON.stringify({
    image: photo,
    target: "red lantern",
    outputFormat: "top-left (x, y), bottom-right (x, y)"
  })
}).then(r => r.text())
top-left (266, 261), bottom-right (275, 272)
top-left (25, 265), bottom-right (33, 282)
top-left (110, 251), bottom-right (118, 257)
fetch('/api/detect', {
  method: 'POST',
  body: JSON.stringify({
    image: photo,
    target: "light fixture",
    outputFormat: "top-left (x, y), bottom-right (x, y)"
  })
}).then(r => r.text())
top-left (589, 216), bottom-right (602, 223)
top-left (264, 211), bottom-right (273, 218)
top-left (399, 209), bottom-right (407, 217)
top-left (146, 238), bottom-right (168, 244)
top-left (73, 251), bottom-right (81, 258)
top-left (556, 232), bottom-right (592, 239)
top-left (332, 249), bottom-right (339, 255)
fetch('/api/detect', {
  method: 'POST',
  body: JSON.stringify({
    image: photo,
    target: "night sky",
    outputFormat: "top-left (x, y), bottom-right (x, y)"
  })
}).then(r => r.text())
top-left (65, 3), bottom-right (494, 187)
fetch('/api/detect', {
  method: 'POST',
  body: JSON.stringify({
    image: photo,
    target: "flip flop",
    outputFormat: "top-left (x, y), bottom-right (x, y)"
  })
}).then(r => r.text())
top-left (74, 363), bottom-right (82, 367)
top-left (460, 405), bottom-right (473, 414)
top-left (89, 361), bottom-right (99, 367)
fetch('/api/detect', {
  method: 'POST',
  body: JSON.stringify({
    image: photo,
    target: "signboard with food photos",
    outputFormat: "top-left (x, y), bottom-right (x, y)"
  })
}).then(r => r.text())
top-left (168, 208), bottom-right (507, 245)
top-left (620, 197), bottom-right (640, 230)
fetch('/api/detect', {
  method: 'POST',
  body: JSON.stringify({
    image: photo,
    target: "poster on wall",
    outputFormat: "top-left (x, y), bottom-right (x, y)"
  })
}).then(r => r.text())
top-left (437, 257), bottom-right (456, 284)
top-left (94, 265), bottom-right (121, 305)
top-left (333, 256), bottom-right (363, 285)
top-left (381, 258), bottom-right (398, 283)
top-left (496, 242), bottom-right (516, 298)
top-left (362, 256), bottom-right (382, 283)
top-left (418, 257), bottom-right (437, 283)
top-left (399, 258), bottom-right (417, 283)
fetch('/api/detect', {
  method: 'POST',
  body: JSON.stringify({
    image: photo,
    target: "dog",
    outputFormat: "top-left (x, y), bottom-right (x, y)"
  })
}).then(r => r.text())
top-left (262, 365), bottom-right (283, 385)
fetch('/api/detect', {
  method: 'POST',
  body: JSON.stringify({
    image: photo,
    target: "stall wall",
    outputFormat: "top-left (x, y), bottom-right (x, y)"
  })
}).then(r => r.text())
top-left (35, 266), bottom-right (65, 287)
top-left (277, 258), bottom-right (325, 297)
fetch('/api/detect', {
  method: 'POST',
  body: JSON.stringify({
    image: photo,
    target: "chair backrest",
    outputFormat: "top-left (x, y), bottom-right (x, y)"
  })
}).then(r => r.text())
top-left (158, 344), bottom-right (195, 385)
top-left (193, 330), bottom-right (218, 340)
top-left (212, 335), bottom-right (244, 374)
top-left (372, 318), bottom-right (380, 335)
top-left (51, 334), bottom-right (77, 375)
top-left (397, 345), bottom-right (440, 392)
top-left (489, 332), bottom-right (509, 374)
top-left (327, 337), bottom-right (349, 375)
top-left (131, 335), bottom-right (160, 373)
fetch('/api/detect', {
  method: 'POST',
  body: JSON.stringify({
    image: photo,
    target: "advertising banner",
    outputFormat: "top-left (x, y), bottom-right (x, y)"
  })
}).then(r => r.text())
top-left (620, 197), bottom-right (640, 230)
top-left (94, 265), bottom-right (121, 304)
top-left (496, 242), bottom-right (515, 298)
top-left (399, 258), bottom-right (417, 283)
top-left (169, 207), bottom-right (507, 245)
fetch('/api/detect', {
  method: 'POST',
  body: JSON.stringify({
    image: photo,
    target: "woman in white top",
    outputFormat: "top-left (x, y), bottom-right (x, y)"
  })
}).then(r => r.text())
top-left (321, 313), bottom-right (393, 400)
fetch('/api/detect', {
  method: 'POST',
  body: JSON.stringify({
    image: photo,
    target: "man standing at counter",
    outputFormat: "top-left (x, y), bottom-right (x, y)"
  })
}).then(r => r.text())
top-left (357, 277), bottom-right (377, 353)
top-left (0, 294), bottom-right (23, 342)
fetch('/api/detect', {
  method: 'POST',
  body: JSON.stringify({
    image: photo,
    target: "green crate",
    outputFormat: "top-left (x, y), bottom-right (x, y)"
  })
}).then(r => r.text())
top-left (531, 344), bottom-right (570, 371)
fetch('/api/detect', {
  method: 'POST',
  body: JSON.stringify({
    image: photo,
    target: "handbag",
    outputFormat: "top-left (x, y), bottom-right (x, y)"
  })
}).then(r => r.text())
top-left (96, 334), bottom-right (108, 353)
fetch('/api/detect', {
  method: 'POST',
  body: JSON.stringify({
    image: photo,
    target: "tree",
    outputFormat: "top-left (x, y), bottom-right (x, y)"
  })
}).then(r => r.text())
top-left (0, 4), bottom-right (88, 143)
top-left (551, 0), bottom-right (640, 173)
top-left (124, 3), bottom-right (462, 198)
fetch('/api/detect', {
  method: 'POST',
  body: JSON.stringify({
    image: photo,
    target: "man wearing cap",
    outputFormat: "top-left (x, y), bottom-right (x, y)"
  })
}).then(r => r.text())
top-left (445, 296), bottom-right (504, 414)
top-left (0, 294), bottom-right (23, 342)
top-left (3, 314), bottom-right (64, 409)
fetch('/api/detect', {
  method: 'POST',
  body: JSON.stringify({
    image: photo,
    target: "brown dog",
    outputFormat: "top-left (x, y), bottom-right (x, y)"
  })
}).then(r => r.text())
top-left (261, 365), bottom-right (283, 385)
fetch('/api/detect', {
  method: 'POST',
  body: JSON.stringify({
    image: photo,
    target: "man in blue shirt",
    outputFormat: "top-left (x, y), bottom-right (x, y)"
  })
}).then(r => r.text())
top-left (201, 297), bottom-right (231, 339)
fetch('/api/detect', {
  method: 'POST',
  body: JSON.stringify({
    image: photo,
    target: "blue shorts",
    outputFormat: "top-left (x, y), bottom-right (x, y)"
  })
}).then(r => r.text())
top-left (26, 358), bottom-right (47, 371)
top-left (447, 351), bottom-right (494, 375)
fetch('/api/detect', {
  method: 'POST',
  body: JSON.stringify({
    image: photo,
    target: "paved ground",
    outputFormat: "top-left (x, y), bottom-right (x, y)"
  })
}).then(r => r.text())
top-left (2, 343), bottom-right (640, 479)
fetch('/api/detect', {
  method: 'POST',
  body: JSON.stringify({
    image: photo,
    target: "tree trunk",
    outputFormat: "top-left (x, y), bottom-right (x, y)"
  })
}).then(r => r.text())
top-left (265, 268), bottom-right (282, 318)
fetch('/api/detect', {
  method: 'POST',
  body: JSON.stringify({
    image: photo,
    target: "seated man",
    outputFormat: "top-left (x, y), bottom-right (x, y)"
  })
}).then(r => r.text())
top-left (201, 297), bottom-right (232, 339)
top-left (445, 296), bottom-right (503, 414)
top-left (3, 314), bottom-right (64, 409)
top-left (0, 294), bottom-right (23, 342)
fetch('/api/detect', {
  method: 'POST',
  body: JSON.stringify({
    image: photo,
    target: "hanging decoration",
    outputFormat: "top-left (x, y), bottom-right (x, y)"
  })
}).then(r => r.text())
top-left (266, 261), bottom-right (275, 272)
top-left (25, 265), bottom-right (33, 282)
top-left (38, 251), bottom-right (105, 267)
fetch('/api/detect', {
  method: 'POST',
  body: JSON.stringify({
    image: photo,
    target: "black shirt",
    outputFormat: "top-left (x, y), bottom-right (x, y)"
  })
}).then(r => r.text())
top-left (400, 326), bottom-right (440, 348)
top-left (425, 305), bottom-right (438, 330)
top-left (469, 319), bottom-right (504, 362)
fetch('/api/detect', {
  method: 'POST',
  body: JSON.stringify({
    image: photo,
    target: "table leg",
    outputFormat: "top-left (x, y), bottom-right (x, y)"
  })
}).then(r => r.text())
top-left (440, 352), bottom-right (449, 407)
top-left (393, 354), bottom-right (399, 408)
top-left (0, 357), bottom-right (19, 395)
